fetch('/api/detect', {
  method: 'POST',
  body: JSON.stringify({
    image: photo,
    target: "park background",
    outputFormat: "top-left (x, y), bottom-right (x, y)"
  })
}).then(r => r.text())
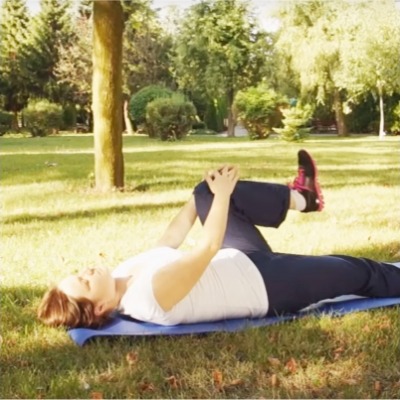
top-left (1, 0), bottom-right (400, 398)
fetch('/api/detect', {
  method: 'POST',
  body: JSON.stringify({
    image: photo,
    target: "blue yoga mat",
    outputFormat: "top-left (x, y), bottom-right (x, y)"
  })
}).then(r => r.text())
top-left (69, 295), bottom-right (400, 346)
top-left (69, 262), bottom-right (400, 346)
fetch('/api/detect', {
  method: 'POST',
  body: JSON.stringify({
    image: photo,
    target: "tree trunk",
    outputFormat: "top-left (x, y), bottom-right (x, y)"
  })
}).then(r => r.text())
top-left (333, 88), bottom-right (348, 137)
top-left (92, 1), bottom-right (124, 191)
top-left (11, 111), bottom-right (19, 132)
top-left (123, 100), bottom-right (134, 135)
top-left (227, 88), bottom-right (235, 137)
top-left (377, 83), bottom-right (385, 140)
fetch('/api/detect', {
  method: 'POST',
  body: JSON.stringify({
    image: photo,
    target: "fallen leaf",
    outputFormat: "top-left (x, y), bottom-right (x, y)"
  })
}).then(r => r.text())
top-left (271, 374), bottom-right (279, 387)
top-left (374, 381), bottom-right (382, 395)
top-left (224, 378), bottom-right (245, 389)
top-left (213, 369), bottom-right (223, 389)
top-left (126, 351), bottom-right (138, 366)
top-left (268, 357), bottom-right (281, 367)
top-left (90, 392), bottom-right (103, 399)
top-left (285, 357), bottom-right (297, 373)
top-left (138, 382), bottom-right (155, 392)
top-left (165, 375), bottom-right (179, 389)
top-left (334, 346), bottom-right (345, 360)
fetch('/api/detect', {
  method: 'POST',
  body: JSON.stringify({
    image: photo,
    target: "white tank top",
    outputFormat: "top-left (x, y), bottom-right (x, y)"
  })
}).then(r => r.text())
top-left (113, 247), bottom-right (269, 326)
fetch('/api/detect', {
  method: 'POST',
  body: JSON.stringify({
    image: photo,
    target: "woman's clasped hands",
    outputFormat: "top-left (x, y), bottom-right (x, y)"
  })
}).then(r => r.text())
top-left (204, 165), bottom-right (240, 197)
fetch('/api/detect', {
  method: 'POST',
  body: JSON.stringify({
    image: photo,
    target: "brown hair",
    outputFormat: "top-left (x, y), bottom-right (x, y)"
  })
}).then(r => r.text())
top-left (37, 287), bottom-right (111, 329)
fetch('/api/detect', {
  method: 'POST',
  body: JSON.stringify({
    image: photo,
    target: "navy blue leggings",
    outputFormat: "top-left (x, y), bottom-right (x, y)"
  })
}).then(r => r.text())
top-left (194, 180), bottom-right (400, 316)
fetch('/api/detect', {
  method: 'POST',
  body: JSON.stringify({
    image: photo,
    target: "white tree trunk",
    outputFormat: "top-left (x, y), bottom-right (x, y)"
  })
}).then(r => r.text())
top-left (378, 89), bottom-right (385, 140)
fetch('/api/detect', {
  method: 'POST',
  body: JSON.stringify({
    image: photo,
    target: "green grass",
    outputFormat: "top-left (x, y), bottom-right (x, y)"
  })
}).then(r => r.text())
top-left (1, 133), bottom-right (400, 398)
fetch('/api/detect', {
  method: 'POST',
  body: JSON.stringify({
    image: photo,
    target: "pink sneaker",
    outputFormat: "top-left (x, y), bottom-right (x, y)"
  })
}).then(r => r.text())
top-left (289, 149), bottom-right (324, 212)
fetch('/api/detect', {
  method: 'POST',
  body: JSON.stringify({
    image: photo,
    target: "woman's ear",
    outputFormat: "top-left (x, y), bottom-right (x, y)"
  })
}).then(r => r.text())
top-left (94, 301), bottom-right (111, 316)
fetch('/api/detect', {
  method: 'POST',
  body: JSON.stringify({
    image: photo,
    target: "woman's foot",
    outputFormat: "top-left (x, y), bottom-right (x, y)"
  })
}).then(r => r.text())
top-left (289, 149), bottom-right (324, 212)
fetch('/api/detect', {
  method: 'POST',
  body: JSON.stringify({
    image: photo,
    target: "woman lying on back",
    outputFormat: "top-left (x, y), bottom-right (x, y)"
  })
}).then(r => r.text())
top-left (38, 150), bottom-right (400, 327)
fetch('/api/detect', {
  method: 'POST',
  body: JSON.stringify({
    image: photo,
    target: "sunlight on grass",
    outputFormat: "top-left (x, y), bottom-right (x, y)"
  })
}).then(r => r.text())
top-left (1, 134), bottom-right (400, 398)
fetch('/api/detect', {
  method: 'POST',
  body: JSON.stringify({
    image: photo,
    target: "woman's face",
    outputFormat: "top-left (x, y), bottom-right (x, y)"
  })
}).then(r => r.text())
top-left (58, 266), bottom-right (116, 305)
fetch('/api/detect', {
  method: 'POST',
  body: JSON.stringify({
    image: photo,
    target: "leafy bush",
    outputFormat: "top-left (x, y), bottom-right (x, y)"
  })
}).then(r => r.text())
top-left (23, 100), bottom-right (63, 137)
top-left (129, 85), bottom-right (173, 127)
top-left (235, 86), bottom-right (286, 140)
top-left (274, 104), bottom-right (313, 142)
top-left (390, 101), bottom-right (400, 133)
top-left (146, 94), bottom-right (197, 141)
top-left (0, 110), bottom-right (13, 135)
top-left (62, 104), bottom-right (77, 130)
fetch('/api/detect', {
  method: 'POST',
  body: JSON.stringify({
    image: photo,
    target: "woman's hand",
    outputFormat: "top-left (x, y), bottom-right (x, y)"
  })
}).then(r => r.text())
top-left (204, 165), bottom-right (239, 197)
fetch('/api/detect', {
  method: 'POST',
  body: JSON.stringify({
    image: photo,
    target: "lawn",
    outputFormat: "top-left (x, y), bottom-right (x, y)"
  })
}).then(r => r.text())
top-left (1, 133), bottom-right (400, 398)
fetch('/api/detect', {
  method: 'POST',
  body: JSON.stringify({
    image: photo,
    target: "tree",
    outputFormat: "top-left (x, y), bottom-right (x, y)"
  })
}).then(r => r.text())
top-left (23, 0), bottom-right (75, 102)
top-left (173, 0), bottom-right (270, 136)
top-left (338, 0), bottom-right (400, 139)
top-left (276, 0), bottom-right (349, 136)
top-left (123, 0), bottom-right (174, 94)
top-left (92, 0), bottom-right (124, 191)
top-left (0, 0), bottom-right (30, 130)
top-left (54, 9), bottom-right (92, 108)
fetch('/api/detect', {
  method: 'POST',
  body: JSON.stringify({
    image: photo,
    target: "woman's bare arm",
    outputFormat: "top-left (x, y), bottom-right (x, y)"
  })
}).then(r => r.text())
top-left (152, 166), bottom-right (239, 311)
top-left (155, 196), bottom-right (197, 249)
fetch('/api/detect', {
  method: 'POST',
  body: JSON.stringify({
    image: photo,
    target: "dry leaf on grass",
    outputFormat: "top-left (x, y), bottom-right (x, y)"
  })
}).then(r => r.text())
top-left (165, 375), bottom-right (180, 389)
top-left (224, 378), bottom-right (245, 390)
top-left (212, 369), bottom-right (223, 389)
top-left (90, 392), bottom-right (103, 399)
top-left (271, 374), bottom-right (279, 387)
top-left (374, 381), bottom-right (382, 395)
top-left (285, 357), bottom-right (298, 373)
top-left (126, 351), bottom-right (139, 366)
top-left (334, 346), bottom-right (345, 360)
top-left (138, 382), bottom-right (155, 392)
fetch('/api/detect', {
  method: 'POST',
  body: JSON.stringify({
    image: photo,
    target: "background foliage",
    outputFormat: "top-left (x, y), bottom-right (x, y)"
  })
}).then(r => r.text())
top-left (0, 0), bottom-right (399, 138)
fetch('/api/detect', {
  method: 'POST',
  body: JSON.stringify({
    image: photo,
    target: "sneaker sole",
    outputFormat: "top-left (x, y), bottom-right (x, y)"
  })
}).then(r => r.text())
top-left (299, 149), bottom-right (325, 211)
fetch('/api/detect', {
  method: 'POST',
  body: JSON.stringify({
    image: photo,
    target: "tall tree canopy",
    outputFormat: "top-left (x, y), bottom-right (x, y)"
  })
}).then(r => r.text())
top-left (123, 0), bottom-right (174, 94)
top-left (0, 0), bottom-right (30, 129)
top-left (276, 0), bottom-right (349, 136)
top-left (54, 5), bottom-right (92, 107)
top-left (23, 0), bottom-right (75, 102)
top-left (337, 0), bottom-right (400, 139)
top-left (173, 0), bottom-right (270, 136)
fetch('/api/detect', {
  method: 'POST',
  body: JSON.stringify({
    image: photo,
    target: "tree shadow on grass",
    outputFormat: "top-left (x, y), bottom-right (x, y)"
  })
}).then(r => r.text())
top-left (4, 200), bottom-right (186, 225)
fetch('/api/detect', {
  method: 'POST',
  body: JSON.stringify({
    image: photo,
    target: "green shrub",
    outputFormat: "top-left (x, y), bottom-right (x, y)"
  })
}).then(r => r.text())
top-left (62, 104), bottom-right (77, 130)
top-left (23, 99), bottom-right (63, 137)
top-left (146, 94), bottom-right (197, 141)
top-left (129, 85), bottom-right (173, 127)
top-left (274, 104), bottom-right (313, 142)
top-left (0, 110), bottom-right (13, 135)
top-left (192, 121), bottom-right (206, 130)
top-left (235, 86), bottom-right (286, 140)
top-left (390, 101), bottom-right (400, 133)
